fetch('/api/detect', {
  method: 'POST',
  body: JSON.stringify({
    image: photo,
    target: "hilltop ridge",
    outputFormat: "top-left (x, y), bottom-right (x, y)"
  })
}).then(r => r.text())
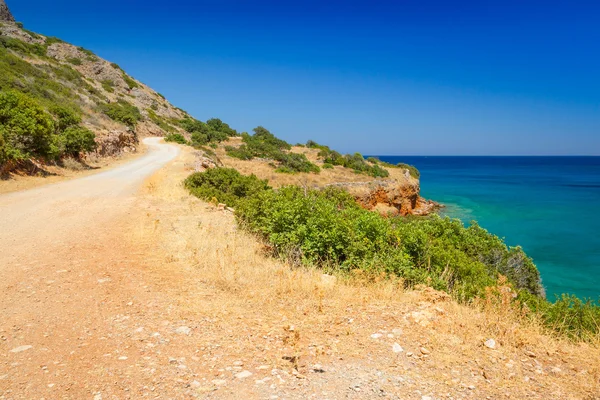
top-left (0, 0), bottom-right (14, 22)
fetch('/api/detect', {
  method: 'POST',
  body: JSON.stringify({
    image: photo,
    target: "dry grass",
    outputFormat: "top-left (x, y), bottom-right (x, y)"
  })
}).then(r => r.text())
top-left (130, 144), bottom-right (600, 398)
top-left (214, 138), bottom-right (414, 188)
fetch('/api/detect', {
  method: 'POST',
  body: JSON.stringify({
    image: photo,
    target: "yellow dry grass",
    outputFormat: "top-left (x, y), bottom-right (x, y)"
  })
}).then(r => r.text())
top-left (131, 144), bottom-right (600, 398)
top-left (213, 138), bottom-right (413, 188)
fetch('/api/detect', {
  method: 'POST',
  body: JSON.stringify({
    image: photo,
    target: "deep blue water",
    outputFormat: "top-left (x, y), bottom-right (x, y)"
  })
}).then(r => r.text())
top-left (375, 156), bottom-right (600, 301)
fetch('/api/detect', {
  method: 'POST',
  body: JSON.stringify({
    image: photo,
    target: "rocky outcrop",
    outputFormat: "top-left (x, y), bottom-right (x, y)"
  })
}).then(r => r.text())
top-left (329, 179), bottom-right (440, 216)
top-left (95, 130), bottom-right (138, 157)
top-left (0, 0), bottom-right (14, 22)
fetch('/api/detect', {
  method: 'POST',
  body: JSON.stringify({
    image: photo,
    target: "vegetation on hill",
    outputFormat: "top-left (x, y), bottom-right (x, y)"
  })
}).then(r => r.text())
top-left (306, 140), bottom-right (389, 178)
top-left (186, 167), bottom-right (600, 342)
top-left (0, 91), bottom-right (95, 166)
top-left (226, 127), bottom-right (320, 174)
top-left (179, 117), bottom-right (238, 146)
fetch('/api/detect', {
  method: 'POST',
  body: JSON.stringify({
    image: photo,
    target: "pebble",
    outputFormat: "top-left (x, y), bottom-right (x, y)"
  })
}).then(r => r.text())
top-left (175, 326), bottom-right (192, 335)
top-left (484, 339), bottom-right (496, 349)
top-left (212, 379), bottom-right (227, 386)
top-left (370, 333), bottom-right (383, 339)
top-left (93, 394), bottom-right (102, 400)
top-left (9, 345), bottom-right (32, 353)
top-left (525, 350), bottom-right (536, 358)
top-left (392, 343), bottom-right (404, 353)
top-left (118, 356), bottom-right (128, 360)
top-left (420, 347), bottom-right (431, 355)
top-left (235, 370), bottom-right (253, 379)
top-left (233, 361), bottom-right (244, 366)
top-left (422, 396), bottom-right (433, 400)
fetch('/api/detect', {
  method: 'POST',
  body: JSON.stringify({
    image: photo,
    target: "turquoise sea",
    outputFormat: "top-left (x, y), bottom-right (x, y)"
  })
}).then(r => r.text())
top-left (375, 156), bottom-right (600, 301)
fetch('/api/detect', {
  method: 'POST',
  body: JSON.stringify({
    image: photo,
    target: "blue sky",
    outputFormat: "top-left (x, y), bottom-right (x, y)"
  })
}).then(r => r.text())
top-left (9, 0), bottom-right (600, 155)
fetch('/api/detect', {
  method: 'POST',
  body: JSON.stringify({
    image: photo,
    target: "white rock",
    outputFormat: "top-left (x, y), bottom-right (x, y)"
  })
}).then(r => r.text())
top-left (484, 339), bottom-right (496, 349)
top-left (370, 333), bottom-right (383, 339)
top-left (233, 361), bottom-right (244, 366)
top-left (422, 396), bottom-right (433, 400)
top-left (118, 356), bottom-right (128, 360)
top-left (93, 394), bottom-right (102, 400)
top-left (212, 379), bottom-right (227, 386)
top-left (235, 370), bottom-right (253, 379)
top-left (392, 343), bottom-right (404, 353)
top-left (175, 326), bottom-right (192, 335)
top-left (10, 345), bottom-right (32, 353)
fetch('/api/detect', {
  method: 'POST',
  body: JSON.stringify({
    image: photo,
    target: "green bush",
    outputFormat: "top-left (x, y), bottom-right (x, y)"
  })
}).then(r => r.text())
top-left (308, 140), bottom-right (389, 178)
top-left (164, 133), bottom-right (187, 145)
top-left (122, 73), bottom-right (139, 90)
top-left (101, 79), bottom-right (115, 93)
top-left (147, 109), bottom-right (175, 133)
top-left (226, 127), bottom-right (319, 173)
top-left (0, 91), bottom-right (55, 163)
top-left (322, 163), bottom-right (334, 169)
top-left (397, 163), bottom-right (420, 179)
top-left (178, 117), bottom-right (237, 146)
top-left (66, 57), bottom-right (82, 66)
top-left (0, 35), bottom-right (46, 57)
top-left (100, 100), bottom-right (141, 127)
top-left (50, 105), bottom-right (81, 132)
top-left (53, 126), bottom-right (96, 158)
top-left (185, 167), bottom-right (270, 208)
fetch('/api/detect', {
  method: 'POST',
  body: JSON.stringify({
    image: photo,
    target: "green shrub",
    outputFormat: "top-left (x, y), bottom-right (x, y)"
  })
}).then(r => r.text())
top-left (397, 163), bottom-right (420, 179)
top-left (53, 126), bottom-right (96, 158)
top-left (100, 100), bottom-right (141, 127)
top-left (185, 167), bottom-right (270, 208)
top-left (147, 109), bottom-right (175, 133)
top-left (50, 105), bottom-right (81, 132)
top-left (122, 73), bottom-right (139, 90)
top-left (179, 116), bottom-right (236, 146)
top-left (101, 79), bottom-right (115, 93)
top-left (323, 163), bottom-right (334, 169)
top-left (164, 133), bottom-right (187, 145)
top-left (0, 35), bottom-right (46, 57)
top-left (226, 127), bottom-right (319, 173)
top-left (308, 140), bottom-right (389, 178)
top-left (66, 57), bottom-right (82, 66)
top-left (111, 62), bottom-right (122, 71)
top-left (0, 91), bottom-right (55, 163)
top-left (44, 36), bottom-right (64, 46)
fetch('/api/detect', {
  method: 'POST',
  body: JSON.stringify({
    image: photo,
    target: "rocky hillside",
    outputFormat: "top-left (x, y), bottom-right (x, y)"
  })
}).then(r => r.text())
top-left (0, 15), bottom-right (189, 171)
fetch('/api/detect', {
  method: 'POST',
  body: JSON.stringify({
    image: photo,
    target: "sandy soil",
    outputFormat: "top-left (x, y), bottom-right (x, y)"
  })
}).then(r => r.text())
top-left (0, 139), bottom-right (598, 400)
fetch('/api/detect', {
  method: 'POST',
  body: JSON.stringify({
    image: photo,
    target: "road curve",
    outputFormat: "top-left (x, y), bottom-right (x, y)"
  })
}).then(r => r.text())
top-left (0, 137), bottom-right (179, 262)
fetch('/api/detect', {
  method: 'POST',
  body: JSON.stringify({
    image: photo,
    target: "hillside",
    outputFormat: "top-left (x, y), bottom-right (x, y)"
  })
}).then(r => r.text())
top-left (0, 15), bottom-right (189, 175)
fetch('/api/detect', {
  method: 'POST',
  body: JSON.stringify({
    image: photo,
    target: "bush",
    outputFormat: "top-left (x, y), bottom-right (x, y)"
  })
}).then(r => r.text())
top-left (50, 105), bottom-right (81, 132)
top-left (66, 57), bottom-right (82, 66)
top-left (179, 117), bottom-right (236, 146)
top-left (101, 80), bottom-right (115, 93)
top-left (308, 140), bottom-right (389, 178)
top-left (122, 73), bottom-right (139, 90)
top-left (54, 126), bottom-right (97, 158)
top-left (164, 133), bottom-right (187, 145)
top-left (397, 163), bottom-right (420, 179)
top-left (323, 163), bottom-right (334, 169)
top-left (147, 109), bottom-right (175, 133)
top-left (100, 100), bottom-right (141, 127)
top-left (0, 91), bottom-right (55, 163)
top-left (185, 167), bottom-right (270, 208)
top-left (226, 127), bottom-right (320, 173)
top-left (0, 35), bottom-right (46, 57)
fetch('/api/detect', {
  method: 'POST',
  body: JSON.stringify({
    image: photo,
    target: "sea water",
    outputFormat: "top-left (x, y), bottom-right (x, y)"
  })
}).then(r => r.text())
top-left (375, 156), bottom-right (600, 300)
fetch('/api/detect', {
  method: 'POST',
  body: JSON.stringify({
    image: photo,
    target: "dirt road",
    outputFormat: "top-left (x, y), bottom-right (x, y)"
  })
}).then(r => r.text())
top-left (1, 138), bottom-right (597, 400)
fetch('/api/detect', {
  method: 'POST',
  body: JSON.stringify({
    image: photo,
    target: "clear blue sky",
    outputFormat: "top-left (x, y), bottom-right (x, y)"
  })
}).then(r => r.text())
top-left (9, 0), bottom-right (600, 155)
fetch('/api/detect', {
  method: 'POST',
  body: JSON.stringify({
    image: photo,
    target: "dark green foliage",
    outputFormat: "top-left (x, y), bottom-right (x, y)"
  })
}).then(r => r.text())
top-left (50, 105), bottom-right (81, 132)
top-left (44, 36), bottom-right (64, 46)
top-left (323, 163), bottom-right (334, 169)
top-left (308, 140), bottom-right (390, 178)
top-left (111, 62), bottom-right (122, 71)
top-left (397, 163), bottom-right (420, 179)
top-left (122, 73), bottom-right (138, 90)
top-left (101, 79), bottom-right (114, 93)
top-left (147, 109), bottom-right (175, 133)
top-left (536, 295), bottom-right (600, 341)
top-left (0, 35), bottom-right (46, 57)
top-left (164, 133), bottom-right (188, 145)
top-left (15, 22), bottom-right (24, 29)
top-left (100, 100), bottom-right (141, 127)
top-left (184, 167), bottom-right (270, 208)
top-left (227, 127), bottom-right (319, 173)
top-left (157, 92), bottom-right (166, 100)
top-left (0, 91), bottom-right (96, 164)
top-left (66, 57), bottom-right (82, 66)
top-left (54, 126), bottom-right (97, 158)
top-left (0, 91), bottom-right (54, 163)
top-left (178, 116), bottom-right (237, 146)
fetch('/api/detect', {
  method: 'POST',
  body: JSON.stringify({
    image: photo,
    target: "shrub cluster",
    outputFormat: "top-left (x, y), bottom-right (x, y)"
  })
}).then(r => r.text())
top-left (147, 109), bottom-right (175, 133)
top-left (306, 140), bottom-right (389, 178)
top-left (100, 100), bottom-right (141, 127)
top-left (179, 117), bottom-right (238, 146)
top-left (164, 133), bottom-right (187, 145)
top-left (184, 167), bottom-right (270, 208)
top-left (227, 127), bottom-right (320, 173)
top-left (185, 168), bottom-right (599, 341)
top-left (0, 91), bottom-right (96, 165)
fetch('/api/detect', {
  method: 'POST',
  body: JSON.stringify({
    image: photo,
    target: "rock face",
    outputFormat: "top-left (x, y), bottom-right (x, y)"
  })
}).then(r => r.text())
top-left (329, 179), bottom-right (440, 216)
top-left (0, 0), bottom-right (14, 22)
